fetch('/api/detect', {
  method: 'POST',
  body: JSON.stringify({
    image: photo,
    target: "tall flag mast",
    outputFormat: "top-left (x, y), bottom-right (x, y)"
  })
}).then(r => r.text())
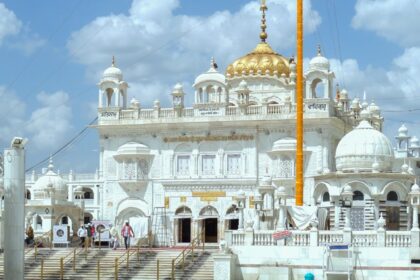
top-left (296, 0), bottom-right (304, 206)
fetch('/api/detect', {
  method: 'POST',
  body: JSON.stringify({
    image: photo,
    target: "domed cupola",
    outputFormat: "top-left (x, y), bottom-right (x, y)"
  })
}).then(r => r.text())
top-left (193, 58), bottom-right (227, 105)
top-left (32, 158), bottom-right (68, 200)
top-left (102, 56), bottom-right (123, 82)
top-left (309, 45), bottom-right (330, 72)
top-left (335, 120), bottom-right (394, 172)
top-left (225, 2), bottom-right (290, 79)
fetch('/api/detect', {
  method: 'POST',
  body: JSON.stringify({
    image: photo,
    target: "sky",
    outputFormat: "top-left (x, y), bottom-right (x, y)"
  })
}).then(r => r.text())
top-left (0, 0), bottom-right (419, 173)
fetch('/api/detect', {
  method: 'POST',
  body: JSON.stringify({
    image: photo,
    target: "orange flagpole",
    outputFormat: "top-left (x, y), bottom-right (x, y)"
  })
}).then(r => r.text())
top-left (295, 0), bottom-right (304, 206)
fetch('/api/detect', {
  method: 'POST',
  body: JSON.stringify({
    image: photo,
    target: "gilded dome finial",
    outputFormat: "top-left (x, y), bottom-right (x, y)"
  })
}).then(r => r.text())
top-left (317, 44), bottom-right (322, 56)
top-left (260, 0), bottom-right (268, 42)
top-left (112, 55), bottom-right (115, 67)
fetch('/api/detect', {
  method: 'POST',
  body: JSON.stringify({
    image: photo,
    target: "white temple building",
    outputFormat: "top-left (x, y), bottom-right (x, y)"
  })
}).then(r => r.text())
top-left (0, 2), bottom-right (418, 279)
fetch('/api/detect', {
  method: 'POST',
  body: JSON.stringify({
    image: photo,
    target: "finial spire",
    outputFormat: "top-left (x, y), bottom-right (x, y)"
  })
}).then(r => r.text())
top-left (260, 0), bottom-right (268, 42)
top-left (112, 56), bottom-right (115, 67)
top-left (48, 155), bottom-right (54, 171)
top-left (317, 44), bottom-right (322, 56)
top-left (210, 57), bottom-right (218, 70)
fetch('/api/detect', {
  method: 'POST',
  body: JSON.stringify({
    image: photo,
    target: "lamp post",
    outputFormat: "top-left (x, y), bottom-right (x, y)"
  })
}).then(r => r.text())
top-left (233, 190), bottom-right (246, 231)
top-left (341, 185), bottom-right (353, 230)
top-left (409, 182), bottom-right (420, 229)
top-left (275, 187), bottom-right (288, 230)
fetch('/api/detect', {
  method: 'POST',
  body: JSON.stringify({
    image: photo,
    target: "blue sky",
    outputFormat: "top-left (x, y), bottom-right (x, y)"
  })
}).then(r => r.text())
top-left (0, 0), bottom-right (419, 173)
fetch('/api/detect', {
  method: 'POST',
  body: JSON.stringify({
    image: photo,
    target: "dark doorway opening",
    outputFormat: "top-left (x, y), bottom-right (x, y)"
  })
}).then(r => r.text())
top-left (204, 218), bottom-right (218, 243)
top-left (228, 219), bottom-right (239, 230)
top-left (178, 218), bottom-right (191, 243)
top-left (386, 207), bottom-right (400, 230)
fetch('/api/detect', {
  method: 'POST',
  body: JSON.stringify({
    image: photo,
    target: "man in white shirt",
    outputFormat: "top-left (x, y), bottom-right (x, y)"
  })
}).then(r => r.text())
top-left (77, 225), bottom-right (86, 247)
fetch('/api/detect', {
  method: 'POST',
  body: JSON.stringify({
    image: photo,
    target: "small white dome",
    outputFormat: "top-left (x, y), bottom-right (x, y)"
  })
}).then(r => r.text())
top-left (398, 124), bottom-right (408, 137)
top-left (411, 183), bottom-right (420, 193)
top-left (103, 58), bottom-right (123, 82)
top-left (410, 136), bottom-right (419, 147)
top-left (272, 137), bottom-right (299, 152)
top-left (340, 89), bottom-right (348, 100)
top-left (369, 101), bottom-right (380, 115)
top-left (32, 160), bottom-right (67, 200)
top-left (360, 109), bottom-right (371, 120)
top-left (193, 58), bottom-right (225, 86)
top-left (351, 98), bottom-right (360, 109)
top-left (260, 176), bottom-right (272, 186)
top-left (116, 142), bottom-right (150, 157)
top-left (309, 47), bottom-right (330, 71)
top-left (335, 120), bottom-right (394, 172)
top-left (401, 163), bottom-right (409, 173)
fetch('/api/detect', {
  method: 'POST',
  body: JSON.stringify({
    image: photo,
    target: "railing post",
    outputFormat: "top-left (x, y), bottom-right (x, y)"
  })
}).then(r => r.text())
top-left (192, 244), bottom-right (194, 262)
top-left (377, 228), bottom-right (386, 247)
top-left (60, 257), bottom-right (64, 280)
top-left (182, 250), bottom-right (185, 271)
top-left (35, 244), bottom-right (38, 261)
top-left (310, 227), bottom-right (319, 247)
top-left (137, 246), bottom-right (140, 262)
top-left (171, 259), bottom-right (175, 280)
top-left (97, 260), bottom-right (100, 280)
top-left (126, 249), bottom-right (129, 269)
top-left (40, 258), bottom-right (44, 280)
top-left (99, 232), bottom-right (101, 250)
top-left (85, 237), bottom-right (88, 260)
top-left (114, 257), bottom-right (118, 280)
top-left (50, 231), bottom-right (53, 250)
top-left (157, 259), bottom-right (160, 280)
top-left (73, 249), bottom-right (76, 271)
top-left (411, 228), bottom-right (420, 247)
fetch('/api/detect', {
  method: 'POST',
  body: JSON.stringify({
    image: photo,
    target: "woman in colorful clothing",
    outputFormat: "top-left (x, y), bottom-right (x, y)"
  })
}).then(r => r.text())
top-left (121, 221), bottom-right (135, 250)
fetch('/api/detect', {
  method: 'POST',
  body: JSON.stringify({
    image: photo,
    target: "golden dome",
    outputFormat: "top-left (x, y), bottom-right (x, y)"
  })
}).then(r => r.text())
top-left (226, 42), bottom-right (290, 78)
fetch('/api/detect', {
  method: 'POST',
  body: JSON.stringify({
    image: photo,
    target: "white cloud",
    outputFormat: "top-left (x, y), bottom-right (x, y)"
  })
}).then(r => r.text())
top-left (0, 87), bottom-right (25, 144)
top-left (0, 3), bottom-right (22, 45)
top-left (26, 91), bottom-right (73, 150)
top-left (9, 31), bottom-right (46, 56)
top-left (68, 0), bottom-right (321, 107)
top-left (352, 0), bottom-right (420, 47)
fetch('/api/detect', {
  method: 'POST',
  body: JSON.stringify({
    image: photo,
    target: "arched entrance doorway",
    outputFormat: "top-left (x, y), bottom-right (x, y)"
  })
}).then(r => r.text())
top-left (175, 206), bottom-right (192, 243)
top-left (84, 212), bottom-right (93, 224)
top-left (199, 206), bottom-right (219, 243)
top-left (225, 206), bottom-right (239, 230)
top-left (57, 215), bottom-right (75, 236)
top-left (115, 207), bottom-right (148, 239)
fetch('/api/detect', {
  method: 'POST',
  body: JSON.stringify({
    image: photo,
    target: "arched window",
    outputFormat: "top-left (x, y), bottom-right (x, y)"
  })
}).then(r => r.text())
top-left (61, 216), bottom-right (68, 224)
top-left (322, 192), bottom-right (330, 202)
top-left (387, 191), bottom-right (398, 201)
top-left (353, 191), bottom-right (364, 201)
top-left (84, 212), bottom-right (93, 224)
top-left (310, 78), bottom-right (324, 98)
top-left (83, 188), bottom-right (94, 199)
top-left (263, 193), bottom-right (273, 210)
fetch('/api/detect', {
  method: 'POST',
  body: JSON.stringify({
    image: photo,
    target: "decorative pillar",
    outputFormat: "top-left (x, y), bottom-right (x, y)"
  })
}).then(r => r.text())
top-left (276, 186), bottom-right (288, 230)
top-left (213, 253), bottom-right (235, 280)
top-left (254, 192), bottom-right (263, 230)
top-left (409, 183), bottom-right (420, 248)
top-left (4, 137), bottom-right (27, 280)
top-left (377, 213), bottom-right (386, 247)
top-left (234, 190), bottom-right (246, 231)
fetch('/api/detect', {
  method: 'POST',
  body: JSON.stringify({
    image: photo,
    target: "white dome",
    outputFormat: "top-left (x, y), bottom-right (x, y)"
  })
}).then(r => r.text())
top-left (398, 124), bottom-right (408, 137)
top-left (103, 65), bottom-right (123, 81)
top-left (309, 48), bottom-right (330, 71)
top-left (115, 142), bottom-right (150, 157)
top-left (335, 120), bottom-right (394, 172)
top-left (272, 137), bottom-right (297, 152)
top-left (193, 58), bottom-right (225, 86)
top-left (369, 101), bottom-right (380, 115)
top-left (32, 160), bottom-right (67, 200)
top-left (410, 136), bottom-right (419, 147)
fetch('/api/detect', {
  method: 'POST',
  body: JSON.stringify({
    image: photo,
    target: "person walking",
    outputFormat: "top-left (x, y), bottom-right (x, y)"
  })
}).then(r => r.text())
top-left (86, 223), bottom-right (93, 247)
top-left (25, 225), bottom-right (34, 246)
top-left (109, 224), bottom-right (119, 250)
top-left (77, 225), bottom-right (86, 247)
top-left (121, 221), bottom-right (135, 250)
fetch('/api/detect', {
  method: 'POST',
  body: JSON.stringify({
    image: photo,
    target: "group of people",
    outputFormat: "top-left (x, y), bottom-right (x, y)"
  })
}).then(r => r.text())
top-left (77, 221), bottom-right (135, 250)
top-left (77, 223), bottom-right (96, 247)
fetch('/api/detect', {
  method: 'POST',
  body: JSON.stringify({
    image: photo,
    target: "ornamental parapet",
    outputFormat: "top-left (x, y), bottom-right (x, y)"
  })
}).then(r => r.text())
top-left (97, 100), bottom-right (344, 125)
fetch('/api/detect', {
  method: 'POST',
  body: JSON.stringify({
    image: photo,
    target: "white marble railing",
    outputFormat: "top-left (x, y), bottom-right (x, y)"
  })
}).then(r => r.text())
top-left (352, 231), bottom-right (378, 247)
top-left (319, 230), bottom-right (344, 245)
top-left (225, 228), bottom-right (418, 248)
top-left (98, 101), bottom-right (333, 123)
top-left (286, 230), bottom-right (310, 246)
top-left (385, 231), bottom-right (411, 247)
top-left (232, 231), bottom-right (245, 246)
top-left (254, 230), bottom-right (275, 246)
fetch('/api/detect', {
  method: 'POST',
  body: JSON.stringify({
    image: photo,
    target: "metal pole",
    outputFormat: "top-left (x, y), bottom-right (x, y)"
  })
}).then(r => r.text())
top-left (137, 245), bottom-right (140, 262)
top-left (126, 249), bottom-right (129, 269)
top-left (40, 258), bottom-right (44, 280)
top-left (97, 260), bottom-right (100, 280)
top-left (114, 257), bottom-right (118, 280)
top-left (171, 259), bottom-right (175, 280)
top-left (85, 237), bottom-right (88, 260)
top-left (182, 250), bottom-right (185, 271)
top-left (35, 244), bottom-right (38, 261)
top-left (60, 257), bottom-right (64, 280)
top-left (295, 0), bottom-right (304, 206)
top-left (99, 232), bottom-right (101, 250)
top-left (73, 249), bottom-right (76, 271)
top-left (3, 139), bottom-right (26, 280)
top-left (157, 259), bottom-right (160, 280)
